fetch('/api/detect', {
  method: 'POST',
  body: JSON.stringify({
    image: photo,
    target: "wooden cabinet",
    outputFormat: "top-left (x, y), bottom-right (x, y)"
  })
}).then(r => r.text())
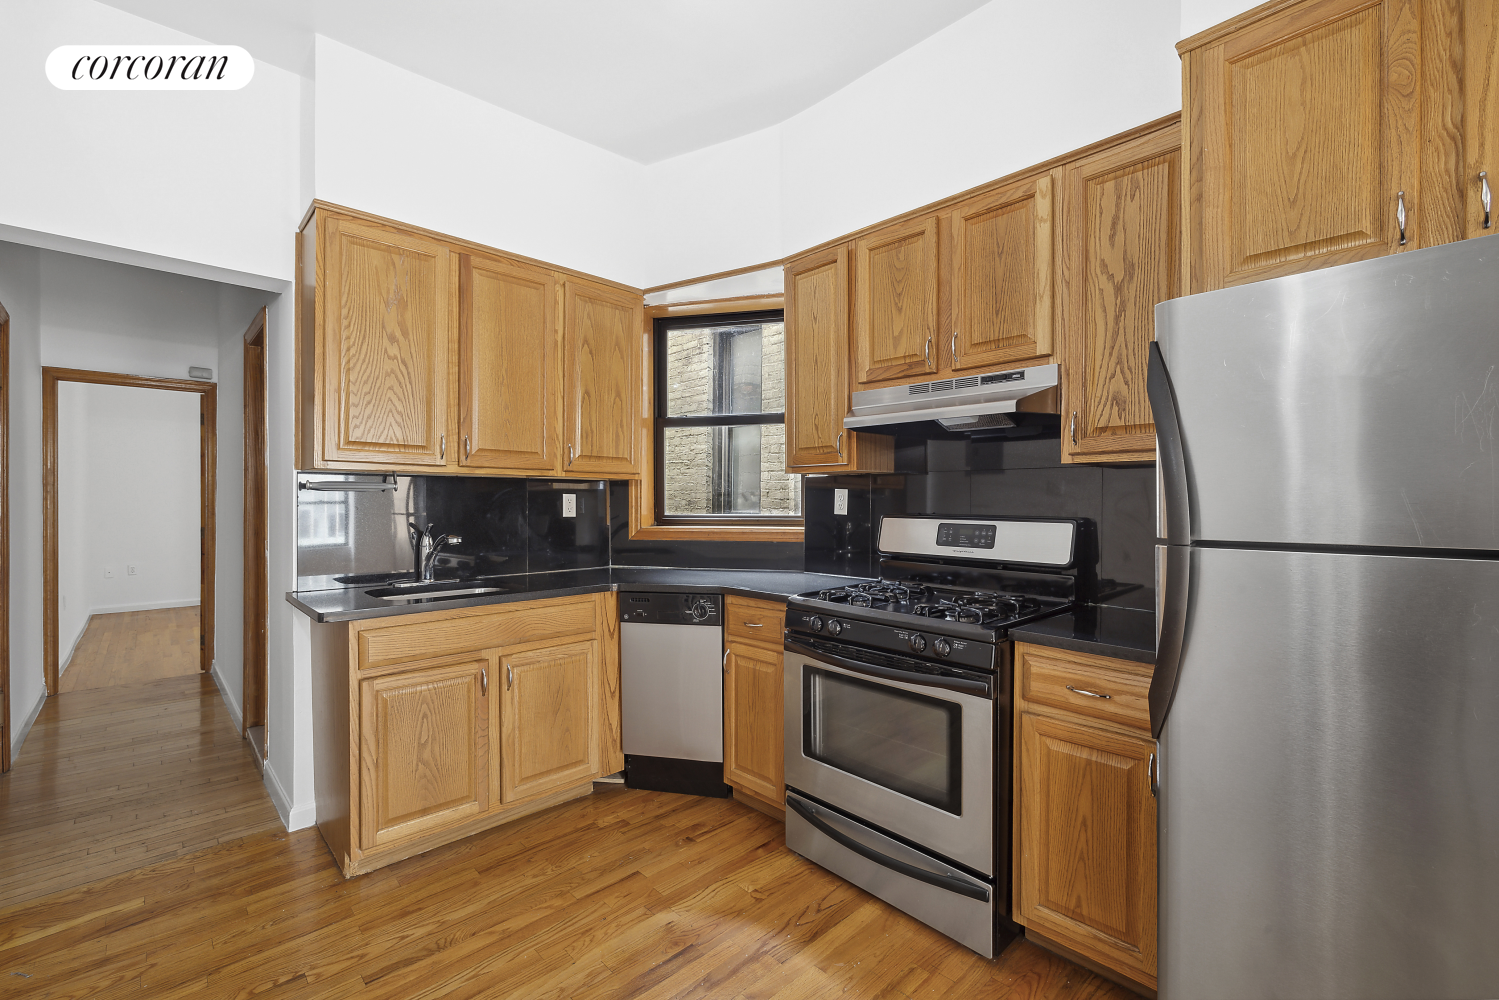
top-left (298, 204), bottom-right (643, 478)
top-left (562, 278), bottom-right (644, 476)
top-left (497, 639), bottom-right (600, 803)
top-left (1014, 642), bottom-right (1157, 991)
top-left (723, 596), bottom-right (786, 812)
top-left (854, 216), bottom-right (940, 383)
top-left (950, 173), bottom-right (1056, 372)
top-left (1179, 0), bottom-right (1480, 292)
top-left (458, 253), bottom-right (559, 473)
top-left (1466, 0), bottom-right (1499, 238)
top-left (783, 244), bottom-right (894, 474)
top-left (316, 215), bottom-right (452, 468)
top-left (312, 593), bottom-right (621, 877)
top-left (1060, 123), bottom-right (1180, 463)
top-left (359, 657), bottom-right (488, 849)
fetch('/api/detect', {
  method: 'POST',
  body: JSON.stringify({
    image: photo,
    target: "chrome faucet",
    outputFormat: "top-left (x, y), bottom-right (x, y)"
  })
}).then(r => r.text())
top-left (408, 522), bottom-right (463, 583)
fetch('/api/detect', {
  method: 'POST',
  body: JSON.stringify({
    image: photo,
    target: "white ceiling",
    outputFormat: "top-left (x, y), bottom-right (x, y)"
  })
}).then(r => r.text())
top-left (94, 0), bottom-right (990, 163)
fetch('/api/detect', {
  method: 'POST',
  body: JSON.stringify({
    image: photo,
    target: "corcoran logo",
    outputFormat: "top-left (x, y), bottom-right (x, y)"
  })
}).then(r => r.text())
top-left (46, 45), bottom-right (254, 90)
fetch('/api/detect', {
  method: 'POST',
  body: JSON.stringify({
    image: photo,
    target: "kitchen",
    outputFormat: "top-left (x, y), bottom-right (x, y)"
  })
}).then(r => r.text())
top-left (2, 0), bottom-right (1497, 998)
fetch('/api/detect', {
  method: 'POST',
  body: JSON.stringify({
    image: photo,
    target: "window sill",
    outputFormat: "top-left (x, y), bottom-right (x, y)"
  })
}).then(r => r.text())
top-left (629, 523), bottom-right (804, 543)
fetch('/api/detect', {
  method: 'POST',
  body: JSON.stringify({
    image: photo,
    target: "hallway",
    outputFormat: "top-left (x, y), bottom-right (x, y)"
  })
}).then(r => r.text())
top-left (0, 672), bottom-right (280, 906)
top-left (57, 606), bottom-right (202, 693)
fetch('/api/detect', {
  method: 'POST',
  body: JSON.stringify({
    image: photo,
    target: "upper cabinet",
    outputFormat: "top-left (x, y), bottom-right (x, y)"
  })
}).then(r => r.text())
top-left (950, 173), bottom-right (1055, 372)
top-left (1060, 124), bottom-right (1180, 464)
top-left (317, 216), bottom-right (452, 468)
top-left (1180, 0), bottom-right (1499, 292)
top-left (562, 278), bottom-right (643, 477)
top-left (784, 244), bottom-right (894, 474)
top-left (298, 205), bottom-right (643, 478)
top-left (854, 217), bottom-right (940, 383)
top-left (1466, 0), bottom-right (1499, 238)
top-left (458, 253), bottom-right (559, 474)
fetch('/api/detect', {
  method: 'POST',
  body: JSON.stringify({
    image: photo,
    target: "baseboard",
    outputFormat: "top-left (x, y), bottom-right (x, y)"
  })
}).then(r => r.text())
top-left (10, 689), bottom-right (46, 760)
top-left (262, 760), bottom-right (315, 832)
top-left (59, 618), bottom-right (89, 674)
top-left (209, 659), bottom-right (244, 732)
top-left (89, 598), bottom-right (200, 615)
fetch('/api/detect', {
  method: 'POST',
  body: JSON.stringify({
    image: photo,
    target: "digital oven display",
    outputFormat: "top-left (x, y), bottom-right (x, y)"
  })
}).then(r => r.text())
top-left (936, 522), bottom-right (996, 549)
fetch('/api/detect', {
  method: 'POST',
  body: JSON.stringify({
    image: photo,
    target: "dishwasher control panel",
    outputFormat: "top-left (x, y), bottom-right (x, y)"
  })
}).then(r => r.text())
top-left (618, 591), bottom-right (721, 626)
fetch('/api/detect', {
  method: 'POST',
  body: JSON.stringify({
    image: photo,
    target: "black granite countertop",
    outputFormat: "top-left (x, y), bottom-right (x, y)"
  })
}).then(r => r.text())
top-left (286, 568), bottom-right (871, 623)
top-left (1010, 605), bottom-right (1156, 664)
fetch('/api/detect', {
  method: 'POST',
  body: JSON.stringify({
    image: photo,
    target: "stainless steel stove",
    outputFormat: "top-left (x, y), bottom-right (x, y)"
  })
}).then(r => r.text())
top-left (782, 515), bottom-right (1083, 958)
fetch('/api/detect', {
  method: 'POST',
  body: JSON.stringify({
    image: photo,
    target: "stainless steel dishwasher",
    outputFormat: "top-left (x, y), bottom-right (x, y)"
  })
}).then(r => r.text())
top-left (619, 592), bottom-right (731, 797)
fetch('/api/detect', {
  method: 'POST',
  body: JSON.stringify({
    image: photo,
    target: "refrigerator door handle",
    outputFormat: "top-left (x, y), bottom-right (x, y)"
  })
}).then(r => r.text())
top-left (1147, 340), bottom-right (1191, 545)
top-left (1151, 543), bottom-right (1192, 737)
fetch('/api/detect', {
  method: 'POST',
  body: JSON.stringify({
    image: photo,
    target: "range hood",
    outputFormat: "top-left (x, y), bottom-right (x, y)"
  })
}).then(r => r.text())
top-left (843, 363), bottom-right (1060, 431)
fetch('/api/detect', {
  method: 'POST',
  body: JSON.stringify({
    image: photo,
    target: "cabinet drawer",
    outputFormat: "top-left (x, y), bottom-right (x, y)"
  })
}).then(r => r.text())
top-left (1019, 646), bottom-right (1152, 731)
top-left (360, 597), bottom-right (597, 669)
top-left (725, 596), bottom-right (785, 643)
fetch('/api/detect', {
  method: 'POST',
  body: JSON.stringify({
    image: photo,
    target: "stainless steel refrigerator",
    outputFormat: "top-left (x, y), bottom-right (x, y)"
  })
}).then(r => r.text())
top-left (1148, 236), bottom-right (1499, 1000)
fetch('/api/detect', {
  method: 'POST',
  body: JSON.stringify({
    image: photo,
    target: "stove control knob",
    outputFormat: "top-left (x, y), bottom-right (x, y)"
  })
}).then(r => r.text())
top-left (827, 619), bottom-right (844, 636)
top-left (909, 633), bottom-right (927, 654)
top-left (808, 616), bottom-right (824, 632)
top-left (933, 638), bottom-right (951, 658)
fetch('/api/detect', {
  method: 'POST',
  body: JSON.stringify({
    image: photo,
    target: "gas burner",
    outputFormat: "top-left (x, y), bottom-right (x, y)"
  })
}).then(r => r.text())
top-left (849, 592), bottom-right (875, 607)
top-left (817, 589), bottom-right (851, 603)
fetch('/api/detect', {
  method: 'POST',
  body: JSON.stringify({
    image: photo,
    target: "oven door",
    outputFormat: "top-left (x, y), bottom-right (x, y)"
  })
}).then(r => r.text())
top-left (783, 636), bottom-right (994, 874)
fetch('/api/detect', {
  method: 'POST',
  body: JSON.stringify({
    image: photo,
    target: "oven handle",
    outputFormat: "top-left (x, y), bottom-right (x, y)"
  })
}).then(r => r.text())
top-left (786, 794), bottom-right (991, 903)
top-left (783, 638), bottom-right (992, 698)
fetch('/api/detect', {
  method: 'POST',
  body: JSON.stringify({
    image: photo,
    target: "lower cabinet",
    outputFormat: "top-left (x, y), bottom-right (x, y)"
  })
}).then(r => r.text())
top-left (1013, 642), bottom-right (1158, 991)
top-left (722, 595), bottom-right (786, 815)
top-left (313, 593), bottom-right (621, 876)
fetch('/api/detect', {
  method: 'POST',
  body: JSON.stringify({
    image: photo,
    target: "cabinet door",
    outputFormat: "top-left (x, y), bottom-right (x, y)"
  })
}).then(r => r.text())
top-left (854, 216), bottom-right (940, 383)
top-left (498, 639), bottom-right (600, 803)
top-left (458, 254), bottom-right (559, 473)
top-left (1466, 0), bottom-right (1499, 238)
top-left (785, 244), bottom-right (853, 470)
top-left (1184, 0), bottom-right (1420, 291)
top-left (949, 173), bottom-right (1054, 371)
top-left (1017, 712), bottom-right (1157, 986)
top-left (562, 279), bottom-right (642, 476)
top-left (1061, 126), bottom-right (1179, 463)
top-left (723, 638), bottom-right (783, 805)
top-left (322, 216), bottom-right (452, 467)
top-left (359, 658), bottom-right (488, 849)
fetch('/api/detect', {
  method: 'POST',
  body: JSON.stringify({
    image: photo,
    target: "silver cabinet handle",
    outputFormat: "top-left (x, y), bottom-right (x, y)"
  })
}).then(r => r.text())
top-left (1483, 171), bottom-right (1492, 229)
top-left (1397, 190), bottom-right (1407, 246)
top-left (1070, 412), bottom-right (1077, 446)
top-left (1066, 684), bottom-right (1111, 700)
top-left (836, 431), bottom-right (844, 460)
top-left (568, 443), bottom-right (574, 465)
top-left (481, 667), bottom-right (487, 696)
top-left (924, 336), bottom-right (932, 368)
top-left (1149, 750), bottom-right (1158, 798)
top-left (506, 665), bottom-right (514, 690)
top-left (722, 648), bottom-right (730, 675)
top-left (950, 330), bottom-right (958, 363)
top-left (440, 434), bottom-right (446, 460)
top-left (464, 435), bottom-right (470, 459)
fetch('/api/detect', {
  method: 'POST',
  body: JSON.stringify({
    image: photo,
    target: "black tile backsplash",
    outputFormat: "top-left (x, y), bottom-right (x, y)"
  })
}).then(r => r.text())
top-left (607, 481), bottom-right (804, 571)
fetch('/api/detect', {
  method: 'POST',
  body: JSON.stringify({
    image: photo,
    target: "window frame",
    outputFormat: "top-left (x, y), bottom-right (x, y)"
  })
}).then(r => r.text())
top-left (651, 308), bottom-right (802, 529)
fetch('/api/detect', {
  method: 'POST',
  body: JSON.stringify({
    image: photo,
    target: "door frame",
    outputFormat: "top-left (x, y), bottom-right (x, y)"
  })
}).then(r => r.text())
top-left (241, 309), bottom-right (268, 738)
top-left (0, 302), bottom-right (9, 772)
top-left (41, 367), bottom-right (217, 696)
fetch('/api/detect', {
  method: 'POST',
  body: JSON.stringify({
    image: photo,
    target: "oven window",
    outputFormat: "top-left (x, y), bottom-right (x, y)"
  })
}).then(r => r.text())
top-left (803, 667), bottom-right (962, 814)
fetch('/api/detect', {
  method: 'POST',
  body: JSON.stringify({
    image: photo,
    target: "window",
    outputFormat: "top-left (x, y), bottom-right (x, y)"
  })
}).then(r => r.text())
top-left (654, 310), bottom-right (802, 525)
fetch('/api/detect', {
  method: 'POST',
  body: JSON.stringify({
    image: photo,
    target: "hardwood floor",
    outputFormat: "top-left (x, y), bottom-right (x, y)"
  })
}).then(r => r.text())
top-left (0, 672), bottom-right (280, 907)
top-left (0, 779), bottom-right (1142, 998)
top-left (57, 605), bottom-right (202, 693)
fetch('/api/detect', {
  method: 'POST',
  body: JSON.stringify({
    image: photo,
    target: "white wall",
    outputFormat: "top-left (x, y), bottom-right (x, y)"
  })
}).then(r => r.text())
top-left (1181, 0), bottom-right (1256, 40)
top-left (0, 242), bottom-right (45, 761)
top-left (0, 0), bottom-right (303, 284)
top-left (56, 382), bottom-right (202, 670)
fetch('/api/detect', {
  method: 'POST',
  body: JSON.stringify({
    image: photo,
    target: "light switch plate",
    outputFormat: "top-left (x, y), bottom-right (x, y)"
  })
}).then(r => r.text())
top-left (562, 493), bottom-right (577, 518)
top-left (128, 564), bottom-right (137, 576)
top-left (834, 489), bottom-right (849, 515)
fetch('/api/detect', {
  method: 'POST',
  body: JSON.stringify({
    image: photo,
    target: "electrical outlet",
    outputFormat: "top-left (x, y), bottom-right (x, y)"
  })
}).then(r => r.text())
top-left (562, 493), bottom-right (577, 518)
top-left (834, 489), bottom-right (849, 516)
top-left (104, 566), bottom-right (115, 579)
top-left (128, 564), bottom-right (138, 576)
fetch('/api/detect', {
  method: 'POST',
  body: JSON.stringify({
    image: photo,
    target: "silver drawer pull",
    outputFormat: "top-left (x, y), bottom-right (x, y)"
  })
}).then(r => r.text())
top-left (743, 621), bottom-right (763, 627)
top-left (1066, 684), bottom-right (1111, 700)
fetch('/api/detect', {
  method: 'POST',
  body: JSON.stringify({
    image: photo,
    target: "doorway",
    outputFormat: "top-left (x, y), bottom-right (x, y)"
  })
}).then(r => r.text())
top-left (42, 368), bottom-right (216, 695)
top-left (242, 309), bottom-right (268, 763)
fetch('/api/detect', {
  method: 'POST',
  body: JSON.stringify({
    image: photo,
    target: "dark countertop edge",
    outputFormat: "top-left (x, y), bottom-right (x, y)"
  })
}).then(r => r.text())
top-left (1009, 608), bottom-right (1157, 665)
top-left (285, 571), bottom-right (869, 624)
